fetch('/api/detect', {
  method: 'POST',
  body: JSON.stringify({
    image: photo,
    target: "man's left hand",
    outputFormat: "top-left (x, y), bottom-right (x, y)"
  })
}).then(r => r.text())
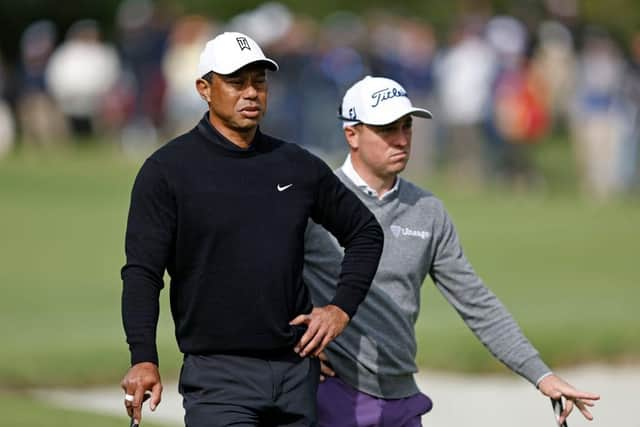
top-left (537, 374), bottom-right (600, 425)
top-left (290, 305), bottom-right (349, 357)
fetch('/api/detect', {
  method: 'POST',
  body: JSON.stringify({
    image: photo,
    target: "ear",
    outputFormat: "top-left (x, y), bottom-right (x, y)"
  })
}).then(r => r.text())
top-left (344, 126), bottom-right (359, 150)
top-left (195, 79), bottom-right (211, 103)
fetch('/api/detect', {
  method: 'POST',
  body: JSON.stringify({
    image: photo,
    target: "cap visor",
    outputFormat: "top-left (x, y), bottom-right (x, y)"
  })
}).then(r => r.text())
top-left (364, 107), bottom-right (433, 126)
top-left (257, 58), bottom-right (279, 71)
top-left (215, 58), bottom-right (279, 75)
top-left (410, 108), bottom-right (433, 119)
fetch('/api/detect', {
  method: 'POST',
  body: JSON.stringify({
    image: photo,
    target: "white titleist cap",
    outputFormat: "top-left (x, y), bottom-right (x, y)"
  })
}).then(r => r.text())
top-left (197, 31), bottom-right (279, 77)
top-left (339, 76), bottom-right (432, 127)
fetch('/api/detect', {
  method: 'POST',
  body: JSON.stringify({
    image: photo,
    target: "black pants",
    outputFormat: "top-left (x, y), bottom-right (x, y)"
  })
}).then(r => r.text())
top-left (180, 353), bottom-right (320, 426)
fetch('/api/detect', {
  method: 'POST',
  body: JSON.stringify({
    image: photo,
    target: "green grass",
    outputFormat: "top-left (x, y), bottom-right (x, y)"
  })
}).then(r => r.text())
top-left (0, 392), bottom-right (168, 427)
top-left (416, 191), bottom-right (640, 373)
top-left (412, 137), bottom-right (640, 373)
top-left (0, 145), bottom-right (182, 387)
top-left (0, 141), bottom-right (638, 389)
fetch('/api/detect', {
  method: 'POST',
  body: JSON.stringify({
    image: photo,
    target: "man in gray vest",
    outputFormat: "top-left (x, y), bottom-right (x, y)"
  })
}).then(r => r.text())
top-left (303, 76), bottom-right (599, 427)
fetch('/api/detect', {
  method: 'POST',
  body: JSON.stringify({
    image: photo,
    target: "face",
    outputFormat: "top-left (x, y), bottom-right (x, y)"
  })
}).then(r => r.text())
top-left (347, 115), bottom-right (413, 180)
top-left (197, 63), bottom-right (268, 134)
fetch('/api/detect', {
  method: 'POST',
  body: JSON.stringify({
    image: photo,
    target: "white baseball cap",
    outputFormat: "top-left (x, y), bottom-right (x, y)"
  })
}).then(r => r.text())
top-left (197, 31), bottom-right (279, 77)
top-left (339, 76), bottom-right (432, 127)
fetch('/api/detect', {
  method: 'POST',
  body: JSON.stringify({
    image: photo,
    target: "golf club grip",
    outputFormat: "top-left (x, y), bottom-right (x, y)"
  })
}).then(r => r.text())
top-left (129, 392), bottom-right (151, 427)
top-left (551, 398), bottom-right (568, 427)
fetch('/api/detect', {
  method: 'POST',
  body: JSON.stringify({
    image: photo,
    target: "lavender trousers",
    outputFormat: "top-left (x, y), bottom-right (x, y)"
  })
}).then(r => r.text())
top-left (317, 377), bottom-right (433, 427)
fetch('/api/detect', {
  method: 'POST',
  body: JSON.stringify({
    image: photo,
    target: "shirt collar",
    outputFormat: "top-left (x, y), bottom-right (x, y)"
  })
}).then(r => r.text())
top-left (340, 155), bottom-right (399, 200)
top-left (197, 111), bottom-right (260, 153)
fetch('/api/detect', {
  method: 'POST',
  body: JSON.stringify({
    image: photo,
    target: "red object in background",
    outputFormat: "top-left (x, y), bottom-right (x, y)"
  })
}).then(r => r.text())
top-left (495, 67), bottom-right (549, 143)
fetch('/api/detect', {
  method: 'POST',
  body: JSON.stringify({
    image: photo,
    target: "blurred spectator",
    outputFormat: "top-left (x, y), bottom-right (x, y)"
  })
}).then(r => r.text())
top-left (570, 29), bottom-right (631, 199)
top-left (259, 13), bottom-right (317, 150)
top-left (115, 0), bottom-right (170, 152)
top-left (621, 31), bottom-right (640, 192)
top-left (530, 20), bottom-right (576, 130)
top-left (434, 17), bottom-right (497, 186)
top-left (227, 1), bottom-right (292, 47)
top-left (0, 101), bottom-right (14, 157)
top-left (4, 4), bottom-right (639, 200)
top-left (263, 9), bottom-right (368, 160)
top-left (16, 20), bottom-right (67, 144)
top-left (162, 15), bottom-right (215, 137)
top-left (45, 19), bottom-right (121, 138)
top-left (369, 15), bottom-right (437, 180)
top-left (543, 0), bottom-right (579, 22)
top-left (0, 54), bottom-right (16, 156)
top-left (486, 15), bottom-right (548, 187)
top-left (302, 11), bottom-right (368, 159)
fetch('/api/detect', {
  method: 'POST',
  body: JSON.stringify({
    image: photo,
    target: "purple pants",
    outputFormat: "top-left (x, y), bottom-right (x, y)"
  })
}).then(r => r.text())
top-left (317, 377), bottom-right (433, 427)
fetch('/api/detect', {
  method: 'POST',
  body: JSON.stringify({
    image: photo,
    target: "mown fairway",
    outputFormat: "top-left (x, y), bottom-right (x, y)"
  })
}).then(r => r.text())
top-left (0, 393), bottom-right (168, 427)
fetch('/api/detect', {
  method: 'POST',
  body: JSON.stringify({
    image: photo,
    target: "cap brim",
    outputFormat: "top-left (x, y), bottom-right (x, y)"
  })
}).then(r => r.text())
top-left (409, 108), bottom-right (433, 119)
top-left (215, 58), bottom-right (279, 75)
top-left (251, 58), bottom-right (279, 72)
top-left (358, 107), bottom-right (433, 126)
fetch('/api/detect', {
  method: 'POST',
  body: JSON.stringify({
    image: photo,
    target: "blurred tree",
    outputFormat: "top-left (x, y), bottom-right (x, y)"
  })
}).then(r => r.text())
top-left (1, 0), bottom-right (639, 64)
top-left (0, 0), bottom-right (121, 61)
top-left (582, 0), bottom-right (640, 47)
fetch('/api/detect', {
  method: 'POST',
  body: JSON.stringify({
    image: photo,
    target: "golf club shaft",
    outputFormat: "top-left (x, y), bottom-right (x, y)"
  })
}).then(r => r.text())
top-left (551, 398), bottom-right (568, 427)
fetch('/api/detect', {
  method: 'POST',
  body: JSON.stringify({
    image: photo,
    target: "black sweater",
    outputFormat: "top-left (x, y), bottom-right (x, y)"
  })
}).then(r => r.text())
top-left (121, 114), bottom-right (383, 365)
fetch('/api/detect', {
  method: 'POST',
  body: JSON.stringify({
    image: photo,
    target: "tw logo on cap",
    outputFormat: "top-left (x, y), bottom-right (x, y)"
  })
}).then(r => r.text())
top-left (236, 37), bottom-right (251, 51)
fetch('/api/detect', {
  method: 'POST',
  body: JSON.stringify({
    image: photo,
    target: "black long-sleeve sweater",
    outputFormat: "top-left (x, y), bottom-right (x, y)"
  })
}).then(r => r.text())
top-left (121, 114), bottom-right (383, 365)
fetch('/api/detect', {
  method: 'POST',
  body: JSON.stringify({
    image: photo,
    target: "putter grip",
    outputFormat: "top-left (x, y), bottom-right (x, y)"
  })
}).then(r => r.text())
top-left (551, 398), bottom-right (568, 427)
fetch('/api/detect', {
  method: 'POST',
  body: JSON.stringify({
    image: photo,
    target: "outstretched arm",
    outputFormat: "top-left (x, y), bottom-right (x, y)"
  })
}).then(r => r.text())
top-left (430, 205), bottom-right (550, 384)
top-left (430, 205), bottom-right (599, 422)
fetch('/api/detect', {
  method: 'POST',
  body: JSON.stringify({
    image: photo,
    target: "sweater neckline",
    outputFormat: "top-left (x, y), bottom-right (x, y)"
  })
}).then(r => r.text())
top-left (335, 169), bottom-right (401, 206)
top-left (196, 112), bottom-right (265, 157)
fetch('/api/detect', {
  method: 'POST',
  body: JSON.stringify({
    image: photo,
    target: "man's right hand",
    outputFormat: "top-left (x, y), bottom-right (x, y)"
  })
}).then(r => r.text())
top-left (120, 362), bottom-right (163, 425)
top-left (290, 304), bottom-right (350, 357)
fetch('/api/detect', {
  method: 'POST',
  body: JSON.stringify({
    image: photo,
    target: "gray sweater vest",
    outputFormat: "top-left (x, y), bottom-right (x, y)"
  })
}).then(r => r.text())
top-left (303, 169), bottom-right (550, 399)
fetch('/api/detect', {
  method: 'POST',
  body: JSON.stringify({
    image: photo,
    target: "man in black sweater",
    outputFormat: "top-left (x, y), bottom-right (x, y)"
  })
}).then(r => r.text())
top-left (119, 32), bottom-right (384, 426)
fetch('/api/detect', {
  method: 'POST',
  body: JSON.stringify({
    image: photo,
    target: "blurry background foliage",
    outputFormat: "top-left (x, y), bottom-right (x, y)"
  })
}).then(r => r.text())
top-left (1, 0), bottom-right (640, 61)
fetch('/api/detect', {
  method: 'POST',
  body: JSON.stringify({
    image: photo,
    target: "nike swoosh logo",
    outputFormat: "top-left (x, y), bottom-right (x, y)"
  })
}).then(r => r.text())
top-left (277, 184), bottom-right (293, 192)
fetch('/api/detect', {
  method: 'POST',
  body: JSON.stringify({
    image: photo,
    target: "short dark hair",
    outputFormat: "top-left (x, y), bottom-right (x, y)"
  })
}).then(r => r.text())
top-left (201, 71), bottom-right (213, 83)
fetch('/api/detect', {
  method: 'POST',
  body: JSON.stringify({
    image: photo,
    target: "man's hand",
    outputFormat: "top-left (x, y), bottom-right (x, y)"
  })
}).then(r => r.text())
top-left (318, 352), bottom-right (335, 382)
top-left (538, 374), bottom-right (600, 425)
top-left (120, 362), bottom-right (163, 425)
top-left (290, 305), bottom-right (349, 357)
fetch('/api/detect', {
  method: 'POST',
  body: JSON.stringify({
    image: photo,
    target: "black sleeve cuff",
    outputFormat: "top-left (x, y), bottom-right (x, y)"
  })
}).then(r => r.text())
top-left (130, 345), bottom-right (159, 367)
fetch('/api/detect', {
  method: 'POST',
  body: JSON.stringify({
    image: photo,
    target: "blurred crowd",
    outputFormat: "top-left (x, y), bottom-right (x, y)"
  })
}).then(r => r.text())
top-left (1, 0), bottom-right (640, 199)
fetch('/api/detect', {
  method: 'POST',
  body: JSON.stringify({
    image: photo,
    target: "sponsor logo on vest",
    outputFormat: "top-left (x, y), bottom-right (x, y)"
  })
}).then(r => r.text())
top-left (390, 224), bottom-right (430, 240)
